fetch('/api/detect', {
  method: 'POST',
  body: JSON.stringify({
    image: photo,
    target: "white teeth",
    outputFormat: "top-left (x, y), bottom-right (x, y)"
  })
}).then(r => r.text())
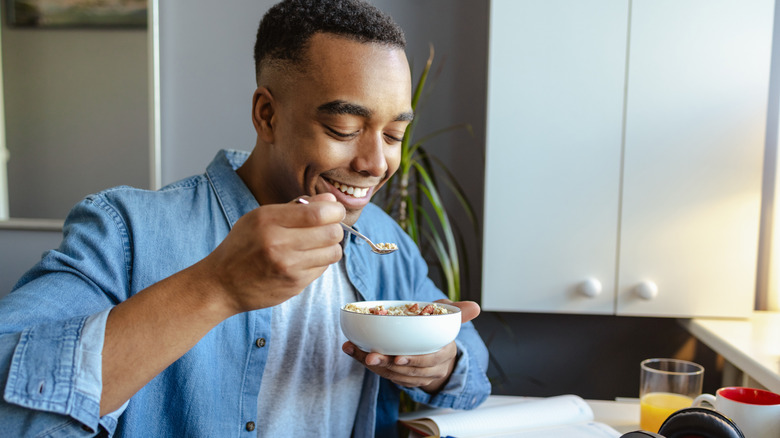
top-left (330, 180), bottom-right (368, 198)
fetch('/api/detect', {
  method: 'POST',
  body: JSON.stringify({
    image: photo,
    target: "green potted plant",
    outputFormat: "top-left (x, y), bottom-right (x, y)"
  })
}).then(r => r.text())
top-left (378, 45), bottom-right (478, 303)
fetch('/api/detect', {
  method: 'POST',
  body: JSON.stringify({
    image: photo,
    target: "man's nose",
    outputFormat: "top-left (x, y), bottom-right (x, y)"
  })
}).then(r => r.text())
top-left (352, 132), bottom-right (388, 177)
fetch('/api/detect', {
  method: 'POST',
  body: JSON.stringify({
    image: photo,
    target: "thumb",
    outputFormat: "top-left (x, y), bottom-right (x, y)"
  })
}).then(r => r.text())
top-left (435, 299), bottom-right (481, 323)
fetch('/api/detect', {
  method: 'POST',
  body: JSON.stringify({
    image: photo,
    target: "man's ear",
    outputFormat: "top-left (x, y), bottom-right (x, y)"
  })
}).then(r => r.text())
top-left (252, 86), bottom-right (275, 143)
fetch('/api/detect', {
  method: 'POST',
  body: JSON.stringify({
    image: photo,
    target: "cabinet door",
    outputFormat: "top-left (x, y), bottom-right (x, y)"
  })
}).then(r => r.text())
top-left (481, 0), bottom-right (628, 313)
top-left (617, 0), bottom-right (773, 317)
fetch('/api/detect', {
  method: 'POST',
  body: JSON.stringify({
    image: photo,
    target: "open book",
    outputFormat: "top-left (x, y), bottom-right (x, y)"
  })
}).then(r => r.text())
top-left (399, 394), bottom-right (621, 438)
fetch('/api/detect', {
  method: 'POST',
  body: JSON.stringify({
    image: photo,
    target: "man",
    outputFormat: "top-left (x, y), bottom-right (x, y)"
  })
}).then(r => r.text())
top-left (0, 0), bottom-right (491, 436)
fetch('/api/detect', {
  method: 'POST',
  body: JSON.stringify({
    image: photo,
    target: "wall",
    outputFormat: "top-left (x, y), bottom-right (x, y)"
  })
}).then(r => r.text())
top-left (760, 0), bottom-right (780, 311)
top-left (156, 0), bottom-right (266, 185)
top-left (1, 25), bottom-right (149, 219)
top-left (0, 224), bottom-right (61, 296)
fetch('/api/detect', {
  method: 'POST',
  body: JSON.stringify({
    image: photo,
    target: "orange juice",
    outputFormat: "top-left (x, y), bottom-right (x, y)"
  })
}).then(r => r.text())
top-left (640, 392), bottom-right (693, 432)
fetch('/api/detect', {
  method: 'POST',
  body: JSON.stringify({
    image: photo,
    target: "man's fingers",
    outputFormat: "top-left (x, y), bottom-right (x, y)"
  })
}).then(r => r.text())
top-left (292, 241), bottom-right (344, 269)
top-left (286, 223), bottom-right (344, 251)
top-left (241, 197), bottom-right (344, 233)
top-left (342, 341), bottom-right (456, 389)
top-left (435, 299), bottom-right (481, 323)
top-left (291, 195), bottom-right (345, 227)
top-left (294, 193), bottom-right (337, 204)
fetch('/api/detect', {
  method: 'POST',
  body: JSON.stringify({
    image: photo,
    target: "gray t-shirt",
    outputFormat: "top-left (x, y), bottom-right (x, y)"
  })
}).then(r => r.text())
top-left (257, 259), bottom-right (364, 436)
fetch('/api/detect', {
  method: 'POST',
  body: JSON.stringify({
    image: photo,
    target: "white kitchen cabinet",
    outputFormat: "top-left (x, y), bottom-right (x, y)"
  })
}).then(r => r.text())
top-left (482, 0), bottom-right (628, 315)
top-left (481, 0), bottom-right (774, 317)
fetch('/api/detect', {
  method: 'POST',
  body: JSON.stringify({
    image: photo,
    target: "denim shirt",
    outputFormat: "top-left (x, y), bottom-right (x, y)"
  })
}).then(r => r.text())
top-left (0, 150), bottom-right (491, 437)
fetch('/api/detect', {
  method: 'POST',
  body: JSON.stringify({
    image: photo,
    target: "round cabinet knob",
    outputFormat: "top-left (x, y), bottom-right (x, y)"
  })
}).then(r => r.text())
top-left (579, 278), bottom-right (602, 298)
top-left (635, 281), bottom-right (658, 300)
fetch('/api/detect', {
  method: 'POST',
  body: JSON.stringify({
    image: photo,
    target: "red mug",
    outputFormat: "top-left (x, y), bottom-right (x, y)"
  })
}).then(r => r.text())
top-left (692, 387), bottom-right (780, 437)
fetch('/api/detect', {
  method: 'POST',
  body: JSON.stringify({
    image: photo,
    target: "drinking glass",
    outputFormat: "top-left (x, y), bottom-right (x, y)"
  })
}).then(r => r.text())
top-left (639, 358), bottom-right (704, 433)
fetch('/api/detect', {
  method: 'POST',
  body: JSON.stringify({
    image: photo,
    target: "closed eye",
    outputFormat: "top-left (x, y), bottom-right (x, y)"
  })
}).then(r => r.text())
top-left (325, 125), bottom-right (358, 139)
top-left (384, 133), bottom-right (404, 143)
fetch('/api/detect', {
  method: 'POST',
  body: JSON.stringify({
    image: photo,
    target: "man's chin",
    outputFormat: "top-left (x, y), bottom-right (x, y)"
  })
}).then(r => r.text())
top-left (342, 208), bottom-right (365, 226)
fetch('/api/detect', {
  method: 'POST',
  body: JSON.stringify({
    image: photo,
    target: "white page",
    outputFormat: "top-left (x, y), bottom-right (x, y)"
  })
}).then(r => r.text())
top-left (480, 421), bottom-right (621, 438)
top-left (421, 395), bottom-right (597, 437)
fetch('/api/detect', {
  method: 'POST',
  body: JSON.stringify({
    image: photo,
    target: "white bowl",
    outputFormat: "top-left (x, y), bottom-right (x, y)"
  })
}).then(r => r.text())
top-left (340, 300), bottom-right (461, 355)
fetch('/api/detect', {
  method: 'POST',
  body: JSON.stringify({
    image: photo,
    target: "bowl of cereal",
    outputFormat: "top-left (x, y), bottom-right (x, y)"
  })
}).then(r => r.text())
top-left (340, 300), bottom-right (461, 355)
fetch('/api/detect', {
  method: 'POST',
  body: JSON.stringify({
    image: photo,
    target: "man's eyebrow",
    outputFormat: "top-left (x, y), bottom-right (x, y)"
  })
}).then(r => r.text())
top-left (317, 100), bottom-right (371, 118)
top-left (395, 111), bottom-right (415, 122)
top-left (317, 100), bottom-right (415, 122)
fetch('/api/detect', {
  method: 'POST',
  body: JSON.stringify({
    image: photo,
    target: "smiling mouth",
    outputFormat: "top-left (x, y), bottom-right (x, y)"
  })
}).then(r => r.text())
top-left (327, 178), bottom-right (370, 198)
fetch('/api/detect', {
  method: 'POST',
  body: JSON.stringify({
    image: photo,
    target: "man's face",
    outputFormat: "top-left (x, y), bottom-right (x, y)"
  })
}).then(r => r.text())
top-left (256, 33), bottom-right (413, 225)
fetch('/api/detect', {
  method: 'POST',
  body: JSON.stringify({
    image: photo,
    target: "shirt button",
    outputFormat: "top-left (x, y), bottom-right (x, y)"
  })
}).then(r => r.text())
top-left (255, 338), bottom-right (266, 348)
top-left (245, 421), bottom-right (256, 431)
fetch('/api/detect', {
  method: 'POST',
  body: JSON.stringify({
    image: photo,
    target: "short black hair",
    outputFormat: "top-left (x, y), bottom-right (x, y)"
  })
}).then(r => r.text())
top-left (253, 0), bottom-right (406, 84)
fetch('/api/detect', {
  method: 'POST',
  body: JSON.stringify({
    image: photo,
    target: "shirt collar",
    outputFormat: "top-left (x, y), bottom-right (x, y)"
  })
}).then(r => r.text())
top-left (205, 149), bottom-right (258, 228)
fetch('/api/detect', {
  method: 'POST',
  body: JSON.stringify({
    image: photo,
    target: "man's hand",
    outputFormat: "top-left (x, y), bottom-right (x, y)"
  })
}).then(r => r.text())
top-left (198, 193), bottom-right (345, 316)
top-left (342, 300), bottom-right (481, 393)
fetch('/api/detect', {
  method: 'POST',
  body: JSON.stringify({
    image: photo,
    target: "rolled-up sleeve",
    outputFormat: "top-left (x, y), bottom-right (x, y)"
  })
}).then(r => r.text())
top-left (1, 308), bottom-right (125, 436)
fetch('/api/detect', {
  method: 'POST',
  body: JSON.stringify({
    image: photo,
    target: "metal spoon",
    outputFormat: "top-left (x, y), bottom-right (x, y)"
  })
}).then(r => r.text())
top-left (296, 198), bottom-right (398, 255)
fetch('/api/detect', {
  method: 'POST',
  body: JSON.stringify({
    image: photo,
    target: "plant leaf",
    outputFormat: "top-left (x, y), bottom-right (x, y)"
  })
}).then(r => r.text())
top-left (416, 204), bottom-right (457, 300)
top-left (419, 151), bottom-right (480, 232)
top-left (414, 163), bottom-right (461, 296)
